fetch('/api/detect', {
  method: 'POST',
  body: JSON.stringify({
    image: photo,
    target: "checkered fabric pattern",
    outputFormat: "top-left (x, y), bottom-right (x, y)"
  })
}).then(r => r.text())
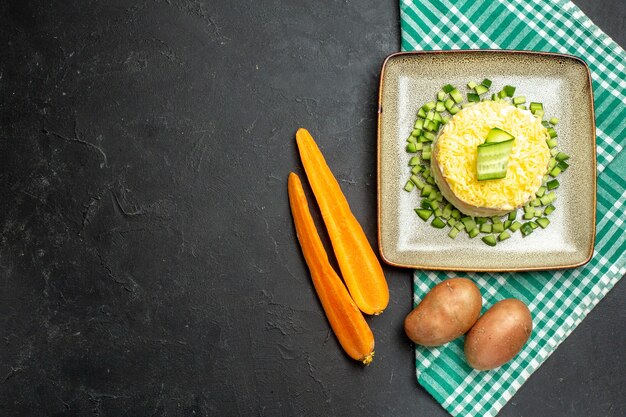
top-left (400, 1), bottom-right (626, 416)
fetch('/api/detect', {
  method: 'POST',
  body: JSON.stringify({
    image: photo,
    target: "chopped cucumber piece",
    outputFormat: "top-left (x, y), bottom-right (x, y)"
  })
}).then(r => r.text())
top-left (409, 156), bottom-right (420, 166)
top-left (407, 136), bottom-right (417, 144)
top-left (492, 223), bottom-right (505, 233)
top-left (555, 152), bottom-right (570, 162)
top-left (508, 211), bottom-right (517, 221)
top-left (468, 228), bottom-right (480, 238)
top-left (557, 160), bottom-right (569, 171)
top-left (423, 131), bottom-right (435, 141)
top-left (442, 116), bottom-right (450, 124)
top-left (536, 217), bottom-right (550, 229)
top-left (411, 129), bottom-right (421, 137)
top-left (482, 235), bottom-right (497, 246)
top-left (436, 101), bottom-right (446, 112)
top-left (433, 207), bottom-right (442, 217)
top-left (450, 89), bottom-right (463, 103)
top-left (410, 175), bottom-right (425, 189)
top-left (448, 218), bottom-right (457, 227)
top-left (476, 217), bottom-right (488, 225)
top-left (411, 165), bottom-right (421, 175)
top-left (404, 181), bottom-right (415, 192)
top-left (432, 217), bottom-right (446, 228)
top-left (467, 81), bottom-right (478, 89)
top-left (549, 166), bottom-right (562, 177)
top-left (510, 221), bottom-right (522, 232)
top-left (481, 78), bottom-right (492, 88)
top-left (467, 93), bottom-right (480, 102)
top-left (491, 216), bottom-right (502, 224)
top-left (523, 211), bottom-right (534, 220)
top-left (415, 208), bottom-right (433, 221)
top-left (426, 177), bottom-right (436, 186)
top-left (442, 204), bottom-right (452, 218)
top-left (449, 105), bottom-right (460, 115)
top-left (547, 138), bottom-right (558, 149)
top-left (406, 142), bottom-right (417, 153)
top-left (529, 102), bottom-right (543, 112)
top-left (550, 148), bottom-right (560, 157)
top-left (480, 223), bottom-right (492, 233)
top-left (422, 152), bottom-right (431, 161)
top-left (451, 209), bottom-right (460, 219)
top-left (444, 98), bottom-right (455, 111)
top-left (498, 90), bottom-right (507, 99)
top-left (529, 221), bottom-right (538, 229)
top-left (442, 84), bottom-right (455, 93)
top-left (516, 104), bottom-right (527, 110)
top-left (544, 205), bottom-right (556, 215)
top-left (547, 127), bottom-right (558, 138)
top-left (502, 85), bottom-right (516, 97)
top-left (530, 198), bottom-right (541, 207)
top-left (548, 157), bottom-right (557, 170)
top-left (534, 209), bottom-right (542, 217)
top-left (414, 119), bottom-right (424, 129)
top-left (547, 179), bottom-right (560, 190)
top-left (437, 90), bottom-right (446, 101)
top-left (417, 108), bottom-right (426, 118)
top-left (485, 128), bottom-right (515, 143)
top-left (428, 200), bottom-right (439, 210)
top-left (539, 192), bottom-right (556, 206)
top-left (423, 101), bottom-right (436, 111)
top-left (499, 231), bottom-right (511, 241)
top-left (504, 220), bottom-right (512, 230)
top-left (420, 199), bottom-right (431, 209)
top-left (421, 185), bottom-right (432, 197)
top-left (475, 84), bottom-right (489, 95)
top-left (549, 117), bottom-right (559, 125)
top-left (536, 186), bottom-right (547, 198)
top-left (426, 110), bottom-right (435, 121)
top-left (520, 222), bottom-right (534, 236)
top-left (461, 217), bottom-right (476, 231)
top-left (534, 109), bottom-right (545, 119)
top-left (476, 139), bottom-right (515, 180)
top-left (461, 102), bottom-right (475, 109)
top-left (512, 96), bottom-right (526, 105)
top-left (448, 228), bottom-right (460, 239)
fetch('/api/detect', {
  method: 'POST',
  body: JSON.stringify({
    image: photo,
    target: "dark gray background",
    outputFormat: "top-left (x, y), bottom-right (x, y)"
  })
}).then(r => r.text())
top-left (1, 1), bottom-right (624, 416)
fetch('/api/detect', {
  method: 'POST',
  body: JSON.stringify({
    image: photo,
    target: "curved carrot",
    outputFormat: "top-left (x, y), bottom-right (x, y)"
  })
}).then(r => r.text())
top-left (295, 128), bottom-right (389, 315)
top-left (288, 173), bottom-right (375, 364)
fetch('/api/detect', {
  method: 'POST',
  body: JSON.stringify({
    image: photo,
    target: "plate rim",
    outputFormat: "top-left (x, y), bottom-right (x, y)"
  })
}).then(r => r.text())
top-left (376, 49), bottom-right (597, 272)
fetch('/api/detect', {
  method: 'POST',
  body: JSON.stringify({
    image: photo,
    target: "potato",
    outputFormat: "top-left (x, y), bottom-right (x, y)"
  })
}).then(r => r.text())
top-left (404, 278), bottom-right (482, 347)
top-left (464, 298), bottom-right (532, 370)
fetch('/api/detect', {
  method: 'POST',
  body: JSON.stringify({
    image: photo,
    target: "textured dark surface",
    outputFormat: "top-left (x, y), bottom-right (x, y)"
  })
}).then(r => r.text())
top-left (0, 1), bottom-right (624, 416)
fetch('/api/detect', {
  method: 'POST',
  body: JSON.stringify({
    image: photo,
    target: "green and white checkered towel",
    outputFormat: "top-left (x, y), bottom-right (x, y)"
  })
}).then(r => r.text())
top-left (400, 1), bottom-right (626, 416)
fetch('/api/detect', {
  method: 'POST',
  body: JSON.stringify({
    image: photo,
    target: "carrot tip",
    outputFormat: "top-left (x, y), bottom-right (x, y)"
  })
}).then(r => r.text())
top-left (361, 352), bottom-right (374, 366)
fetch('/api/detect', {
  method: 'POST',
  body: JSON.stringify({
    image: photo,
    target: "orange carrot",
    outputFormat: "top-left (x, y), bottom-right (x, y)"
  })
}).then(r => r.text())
top-left (295, 128), bottom-right (389, 315)
top-left (288, 173), bottom-right (375, 364)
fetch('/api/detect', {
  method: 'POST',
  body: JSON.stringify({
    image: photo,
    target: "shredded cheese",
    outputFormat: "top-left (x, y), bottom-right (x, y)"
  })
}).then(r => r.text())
top-left (435, 101), bottom-right (550, 210)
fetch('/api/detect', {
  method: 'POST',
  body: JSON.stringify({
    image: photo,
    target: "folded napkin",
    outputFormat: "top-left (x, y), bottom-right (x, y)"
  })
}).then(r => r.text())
top-left (400, 1), bottom-right (626, 416)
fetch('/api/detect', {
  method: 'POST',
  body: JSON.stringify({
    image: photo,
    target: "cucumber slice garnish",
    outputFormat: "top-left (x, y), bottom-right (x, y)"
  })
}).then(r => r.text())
top-left (476, 138), bottom-right (515, 181)
top-left (484, 127), bottom-right (515, 143)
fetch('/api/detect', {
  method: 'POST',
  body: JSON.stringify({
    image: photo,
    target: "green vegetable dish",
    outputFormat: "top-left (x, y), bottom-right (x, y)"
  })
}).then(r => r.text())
top-left (403, 80), bottom-right (569, 246)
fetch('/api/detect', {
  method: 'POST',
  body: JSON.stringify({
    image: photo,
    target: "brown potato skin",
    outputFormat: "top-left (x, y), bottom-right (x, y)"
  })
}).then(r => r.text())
top-left (404, 278), bottom-right (482, 347)
top-left (464, 299), bottom-right (533, 370)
